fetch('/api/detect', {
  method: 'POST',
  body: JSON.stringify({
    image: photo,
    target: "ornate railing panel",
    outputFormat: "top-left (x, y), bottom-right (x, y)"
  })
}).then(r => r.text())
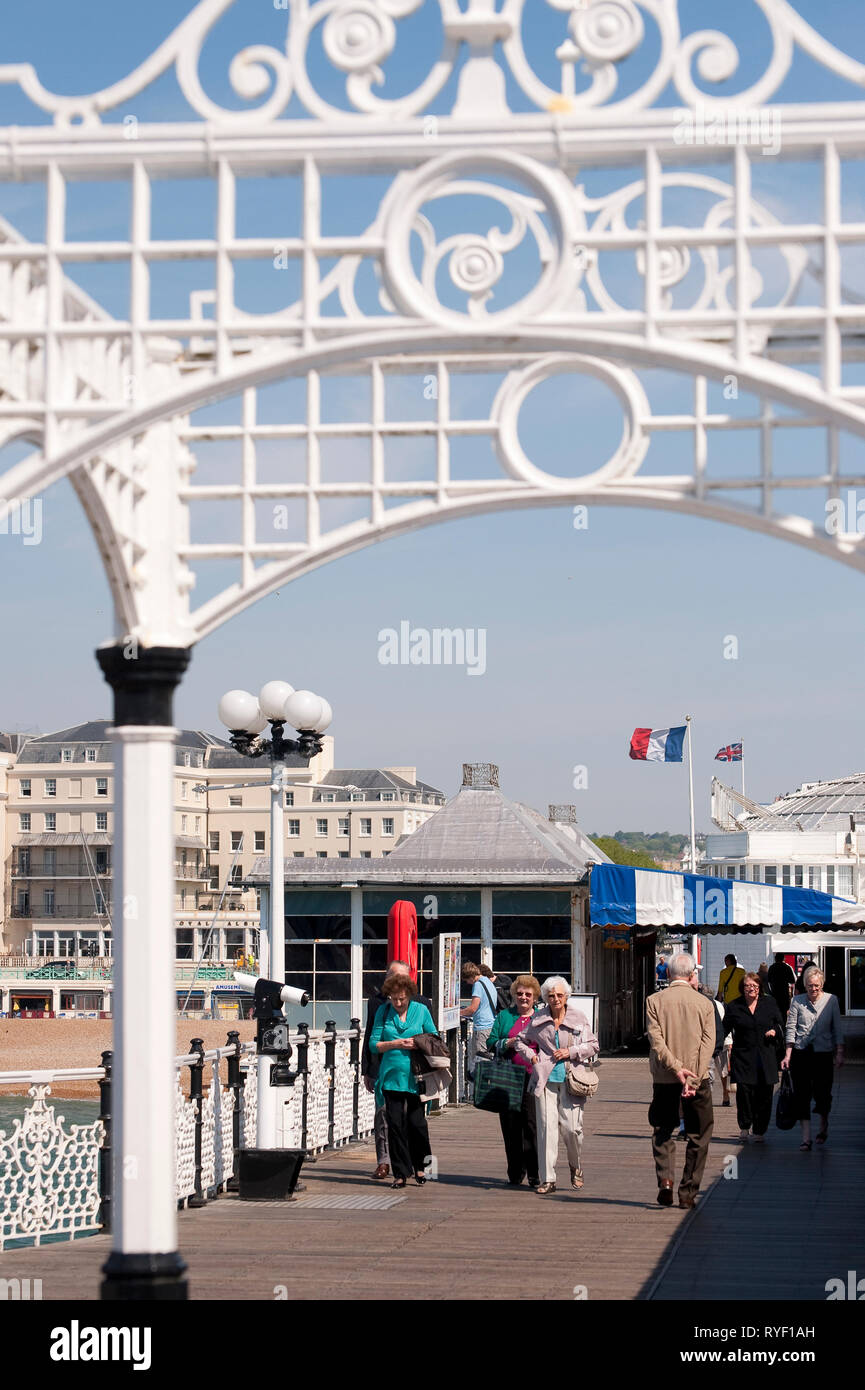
top-left (0, 1084), bottom-right (103, 1250)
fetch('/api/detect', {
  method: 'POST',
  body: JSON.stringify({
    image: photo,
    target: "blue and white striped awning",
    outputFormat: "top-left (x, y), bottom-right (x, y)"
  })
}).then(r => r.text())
top-left (589, 864), bottom-right (865, 930)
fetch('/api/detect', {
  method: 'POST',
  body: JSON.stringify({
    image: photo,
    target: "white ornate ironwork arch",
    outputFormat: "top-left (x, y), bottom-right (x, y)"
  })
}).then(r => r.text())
top-left (2, 0), bottom-right (865, 1296)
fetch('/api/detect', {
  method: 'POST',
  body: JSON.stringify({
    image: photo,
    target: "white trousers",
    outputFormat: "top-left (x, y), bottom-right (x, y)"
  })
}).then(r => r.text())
top-left (534, 1081), bottom-right (585, 1183)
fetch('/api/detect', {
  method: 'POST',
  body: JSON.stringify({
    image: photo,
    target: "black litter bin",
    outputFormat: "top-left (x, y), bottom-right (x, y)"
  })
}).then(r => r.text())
top-left (237, 1148), bottom-right (306, 1200)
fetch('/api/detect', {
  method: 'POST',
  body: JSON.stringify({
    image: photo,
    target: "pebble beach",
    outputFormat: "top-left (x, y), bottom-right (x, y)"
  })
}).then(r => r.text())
top-left (0, 1018), bottom-right (257, 1097)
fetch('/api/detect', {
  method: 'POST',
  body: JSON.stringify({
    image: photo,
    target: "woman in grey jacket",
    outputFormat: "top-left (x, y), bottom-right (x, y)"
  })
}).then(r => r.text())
top-left (516, 976), bottom-right (598, 1194)
top-left (781, 966), bottom-right (844, 1150)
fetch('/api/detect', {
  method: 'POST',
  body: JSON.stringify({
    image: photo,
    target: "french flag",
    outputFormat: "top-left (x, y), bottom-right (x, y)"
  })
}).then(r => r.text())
top-left (629, 726), bottom-right (686, 762)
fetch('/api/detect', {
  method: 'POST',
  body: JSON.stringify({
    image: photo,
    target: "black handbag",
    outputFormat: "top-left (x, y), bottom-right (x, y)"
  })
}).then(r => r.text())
top-left (473, 1057), bottom-right (527, 1113)
top-left (775, 1069), bottom-right (797, 1130)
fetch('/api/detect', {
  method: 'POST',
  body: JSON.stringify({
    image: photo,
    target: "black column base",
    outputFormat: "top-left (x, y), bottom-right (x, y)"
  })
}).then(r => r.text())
top-left (101, 1250), bottom-right (189, 1301)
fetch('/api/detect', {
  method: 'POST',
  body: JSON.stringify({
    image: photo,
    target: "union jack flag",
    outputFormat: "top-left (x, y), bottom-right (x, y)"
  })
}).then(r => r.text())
top-left (715, 742), bottom-right (743, 762)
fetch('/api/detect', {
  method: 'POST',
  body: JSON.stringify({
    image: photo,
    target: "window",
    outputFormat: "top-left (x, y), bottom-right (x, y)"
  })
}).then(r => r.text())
top-left (316, 818), bottom-right (328, 836)
top-left (837, 864), bottom-right (853, 897)
top-left (95, 850), bottom-right (108, 874)
top-left (351, 793), bottom-right (364, 802)
top-left (209, 832), bottom-right (220, 852)
top-left (781, 864), bottom-right (791, 886)
top-left (284, 791), bottom-right (294, 807)
top-left (360, 818), bottom-right (372, 837)
top-left (45, 779), bottom-right (57, 798)
top-left (19, 813), bottom-right (31, 831)
top-left (43, 849), bottom-right (55, 874)
top-left (181, 782), bottom-right (188, 800)
top-left (209, 868), bottom-right (220, 889)
top-left (764, 865), bottom-right (777, 885)
top-left (293, 851), bottom-right (305, 858)
top-left (21, 779), bottom-right (31, 797)
top-left (338, 851), bottom-right (349, 859)
top-left (229, 795), bottom-right (242, 807)
top-left (380, 791), bottom-right (395, 801)
top-left (738, 865), bottom-right (747, 880)
top-left (231, 831), bottom-right (242, 851)
top-left (45, 812), bottom-right (56, 832)
top-left (317, 850), bottom-right (328, 858)
top-left (321, 793), bottom-right (336, 803)
top-left (794, 865), bottom-right (804, 888)
top-left (19, 849), bottom-right (31, 874)
top-left (183, 752), bottom-right (191, 767)
top-left (725, 865), bottom-right (735, 879)
top-left (96, 812), bottom-right (108, 831)
top-left (17, 890), bottom-right (30, 914)
top-left (360, 850), bottom-right (372, 858)
top-left (179, 889), bottom-right (187, 909)
top-left (382, 818), bottom-right (394, 836)
top-left (338, 818), bottom-right (349, 836)
top-left (44, 889), bottom-right (55, 915)
top-left (288, 819), bottom-right (301, 837)
top-left (194, 816), bottom-right (201, 834)
top-left (255, 891), bottom-right (262, 910)
top-left (808, 866), bottom-right (822, 891)
top-left (181, 815), bottom-right (187, 833)
top-left (62, 749), bottom-right (73, 762)
top-left (229, 865), bottom-right (243, 885)
top-left (254, 831), bottom-right (265, 852)
top-left (826, 865), bottom-right (835, 896)
top-left (86, 748), bottom-right (97, 762)
top-left (96, 779), bottom-right (108, 797)
top-left (68, 779), bottom-right (81, 798)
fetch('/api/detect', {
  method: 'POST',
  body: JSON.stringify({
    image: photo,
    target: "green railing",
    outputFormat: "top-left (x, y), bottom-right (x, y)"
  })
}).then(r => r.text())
top-left (0, 963), bottom-right (236, 982)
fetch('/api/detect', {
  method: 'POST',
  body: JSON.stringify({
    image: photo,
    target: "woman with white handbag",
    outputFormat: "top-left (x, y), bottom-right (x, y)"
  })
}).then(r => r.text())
top-left (515, 977), bottom-right (599, 1194)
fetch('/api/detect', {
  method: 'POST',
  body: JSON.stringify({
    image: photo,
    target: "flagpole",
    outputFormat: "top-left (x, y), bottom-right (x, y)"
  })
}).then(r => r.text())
top-left (741, 739), bottom-right (745, 798)
top-left (686, 715), bottom-right (697, 873)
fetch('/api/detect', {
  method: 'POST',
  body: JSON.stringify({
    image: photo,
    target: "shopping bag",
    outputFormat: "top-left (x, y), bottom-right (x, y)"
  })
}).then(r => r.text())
top-left (473, 1057), bottom-right (526, 1113)
top-left (775, 1069), bottom-right (797, 1130)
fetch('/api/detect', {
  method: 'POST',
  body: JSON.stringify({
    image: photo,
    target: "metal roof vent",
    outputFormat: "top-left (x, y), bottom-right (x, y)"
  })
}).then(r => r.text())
top-left (548, 804), bottom-right (577, 823)
top-left (462, 763), bottom-right (499, 789)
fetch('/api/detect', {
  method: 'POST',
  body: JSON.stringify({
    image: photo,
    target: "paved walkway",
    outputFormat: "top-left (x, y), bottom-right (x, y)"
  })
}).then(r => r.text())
top-left (8, 1060), bottom-right (863, 1301)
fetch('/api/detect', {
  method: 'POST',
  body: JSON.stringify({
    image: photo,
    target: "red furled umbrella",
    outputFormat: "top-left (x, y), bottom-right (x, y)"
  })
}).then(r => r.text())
top-left (387, 900), bottom-right (418, 981)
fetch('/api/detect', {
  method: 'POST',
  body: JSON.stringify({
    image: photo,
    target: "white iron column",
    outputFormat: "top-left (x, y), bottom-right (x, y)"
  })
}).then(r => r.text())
top-left (480, 887), bottom-right (493, 969)
top-left (98, 645), bottom-right (189, 1300)
top-left (270, 761), bottom-right (285, 984)
top-left (350, 888), bottom-right (364, 1021)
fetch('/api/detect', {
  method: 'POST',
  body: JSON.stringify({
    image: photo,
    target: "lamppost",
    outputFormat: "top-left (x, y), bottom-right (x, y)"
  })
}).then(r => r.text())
top-left (217, 682), bottom-right (332, 1150)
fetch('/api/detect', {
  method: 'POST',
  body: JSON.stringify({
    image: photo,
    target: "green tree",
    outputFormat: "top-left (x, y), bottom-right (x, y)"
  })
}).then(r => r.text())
top-left (590, 836), bottom-right (659, 869)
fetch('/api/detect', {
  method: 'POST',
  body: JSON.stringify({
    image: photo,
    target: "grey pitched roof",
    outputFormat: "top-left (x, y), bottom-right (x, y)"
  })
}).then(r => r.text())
top-left (246, 779), bottom-right (610, 886)
top-left (738, 772), bottom-right (865, 832)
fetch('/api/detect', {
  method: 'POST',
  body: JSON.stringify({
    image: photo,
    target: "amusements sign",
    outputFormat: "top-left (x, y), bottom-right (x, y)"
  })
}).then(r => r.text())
top-left (435, 932), bottom-right (461, 1031)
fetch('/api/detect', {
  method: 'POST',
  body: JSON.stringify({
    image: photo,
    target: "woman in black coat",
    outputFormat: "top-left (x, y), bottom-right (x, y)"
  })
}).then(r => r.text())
top-left (722, 971), bottom-right (785, 1142)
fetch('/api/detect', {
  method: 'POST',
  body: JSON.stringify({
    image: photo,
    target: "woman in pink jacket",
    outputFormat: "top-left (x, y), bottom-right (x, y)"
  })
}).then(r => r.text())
top-left (516, 977), bottom-right (599, 1194)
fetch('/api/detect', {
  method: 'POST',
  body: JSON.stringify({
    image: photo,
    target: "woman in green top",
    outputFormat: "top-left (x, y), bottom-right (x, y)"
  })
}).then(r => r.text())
top-left (485, 974), bottom-right (541, 1187)
top-left (368, 973), bottom-right (437, 1189)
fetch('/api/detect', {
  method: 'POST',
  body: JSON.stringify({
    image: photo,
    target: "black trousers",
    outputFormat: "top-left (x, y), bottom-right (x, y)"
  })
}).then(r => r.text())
top-left (735, 1082), bottom-right (774, 1136)
top-left (650, 1080), bottom-right (714, 1201)
top-left (498, 1088), bottom-right (539, 1185)
top-left (790, 1048), bottom-right (834, 1119)
top-left (384, 1091), bottom-right (432, 1179)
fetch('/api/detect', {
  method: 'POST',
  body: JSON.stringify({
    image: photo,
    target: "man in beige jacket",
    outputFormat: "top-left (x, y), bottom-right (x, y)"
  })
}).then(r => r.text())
top-left (646, 952), bottom-right (717, 1210)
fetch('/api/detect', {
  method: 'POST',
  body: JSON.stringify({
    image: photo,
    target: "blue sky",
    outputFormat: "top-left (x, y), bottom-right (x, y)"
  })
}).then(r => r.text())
top-left (2, 1), bottom-right (865, 833)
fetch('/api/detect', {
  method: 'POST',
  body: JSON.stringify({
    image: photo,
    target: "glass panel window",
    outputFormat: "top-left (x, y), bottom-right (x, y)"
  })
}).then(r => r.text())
top-left (794, 865), bottom-right (803, 888)
top-left (96, 812), bottom-right (108, 831)
top-left (317, 851), bottom-right (328, 858)
top-left (380, 792), bottom-right (395, 801)
top-left (19, 849), bottom-right (31, 874)
top-left (209, 869), bottom-right (219, 889)
top-left (288, 819), bottom-right (301, 837)
top-left (209, 832), bottom-right (220, 851)
top-left (181, 815), bottom-right (187, 832)
top-left (284, 791), bottom-right (294, 807)
top-left (764, 865), bottom-right (777, 885)
top-left (738, 865), bottom-right (747, 880)
top-left (351, 793), bottom-right (364, 802)
top-left (21, 779), bottom-right (31, 797)
top-left (836, 865), bottom-right (853, 897)
top-left (360, 850), bottom-right (372, 858)
top-left (45, 812), bottom-right (56, 831)
top-left (181, 782), bottom-right (188, 799)
top-left (95, 850), bottom-right (108, 874)
top-left (382, 818), bottom-right (394, 836)
top-left (254, 831), bottom-right (265, 852)
top-left (45, 779), bottom-right (57, 798)
top-left (229, 795), bottom-right (242, 807)
top-left (809, 866), bottom-right (822, 891)
top-left (183, 752), bottom-right (191, 767)
top-left (62, 749), bottom-right (73, 762)
top-left (826, 865), bottom-right (835, 896)
top-left (849, 953), bottom-right (865, 1011)
top-left (44, 889), bottom-right (55, 914)
top-left (86, 748), bottom-right (97, 762)
top-left (321, 793), bottom-right (335, 802)
top-left (43, 850), bottom-right (55, 874)
top-left (338, 818), bottom-right (349, 835)
top-left (316, 818), bottom-right (328, 836)
top-left (176, 930), bottom-right (194, 960)
top-left (725, 865), bottom-right (735, 879)
top-left (17, 890), bottom-right (30, 914)
top-left (96, 779), bottom-right (108, 797)
top-left (229, 865), bottom-right (243, 884)
top-left (194, 816), bottom-right (201, 834)
top-left (293, 851), bottom-right (305, 858)
top-left (781, 864), bottom-right (791, 886)
top-left (19, 813), bottom-right (31, 831)
top-left (360, 818), bottom-right (372, 837)
top-left (231, 831), bottom-right (242, 851)
top-left (338, 851), bottom-right (349, 858)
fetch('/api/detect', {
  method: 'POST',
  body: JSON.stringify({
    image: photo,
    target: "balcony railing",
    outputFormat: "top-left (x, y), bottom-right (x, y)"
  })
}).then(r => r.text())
top-left (174, 865), bottom-right (208, 880)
